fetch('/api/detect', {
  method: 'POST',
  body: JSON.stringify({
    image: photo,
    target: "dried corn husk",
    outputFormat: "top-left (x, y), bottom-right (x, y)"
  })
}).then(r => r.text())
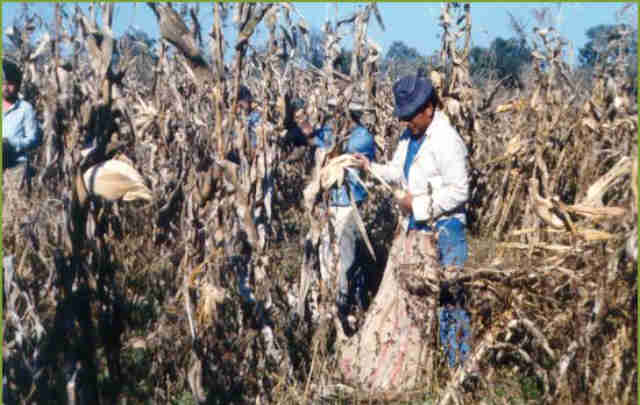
top-left (632, 153), bottom-right (638, 214)
top-left (429, 70), bottom-right (443, 90)
top-left (498, 242), bottom-right (576, 252)
top-left (495, 102), bottom-right (515, 113)
top-left (576, 228), bottom-right (617, 242)
top-left (530, 178), bottom-right (564, 229)
top-left (625, 154), bottom-right (637, 260)
top-left (509, 227), bottom-right (616, 241)
top-left (562, 202), bottom-right (626, 219)
top-left (197, 282), bottom-right (227, 327)
top-left (29, 32), bottom-right (51, 61)
top-left (505, 134), bottom-right (527, 156)
top-left (581, 118), bottom-right (598, 132)
top-left (318, 155), bottom-right (361, 190)
top-left (583, 156), bottom-right (632, 207)
top-left (486, 135), bottom-right (530, 166)
top-left (83, 159), bottom-right (152, 202)
top-left (496, 98), bottom-right (526, 113)
top-left (625, 229), bottom-right (638, 261)
top-left (125, 337), bottom-right (147, 350)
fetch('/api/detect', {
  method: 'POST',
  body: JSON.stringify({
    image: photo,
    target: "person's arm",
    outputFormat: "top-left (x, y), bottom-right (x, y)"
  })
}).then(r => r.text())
top-left (412, 129), bottom-right (469, 222)
top-left (367, 136), bottom-right (405, 185)
top-left (14, 103), bottom-right (41, 154)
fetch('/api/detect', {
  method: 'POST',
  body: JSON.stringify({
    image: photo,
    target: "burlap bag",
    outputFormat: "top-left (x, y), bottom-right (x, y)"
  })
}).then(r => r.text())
top-left (338, 228), bottom-right (442, 393)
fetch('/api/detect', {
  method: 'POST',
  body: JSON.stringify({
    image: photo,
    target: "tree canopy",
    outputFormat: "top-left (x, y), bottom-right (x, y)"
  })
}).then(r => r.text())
top-left (578, 23), bottom-right (637, 67)
top-left (381, 40), bottom-right (431, 79)
top-left (470, 37), bottom-right (533, 88)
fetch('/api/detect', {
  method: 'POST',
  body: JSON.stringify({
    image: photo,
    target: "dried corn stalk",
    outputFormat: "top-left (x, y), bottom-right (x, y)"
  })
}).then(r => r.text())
top-left (437, 3), bottom-right (476, 137)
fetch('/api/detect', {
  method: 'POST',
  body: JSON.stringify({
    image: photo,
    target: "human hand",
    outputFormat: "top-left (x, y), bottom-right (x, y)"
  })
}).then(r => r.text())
top-left (352, 153), bottom-right (370, 170)
top-left (298, 120), bottom-right (313, 137)
top-left (395, 190), bottom-right (413, 215)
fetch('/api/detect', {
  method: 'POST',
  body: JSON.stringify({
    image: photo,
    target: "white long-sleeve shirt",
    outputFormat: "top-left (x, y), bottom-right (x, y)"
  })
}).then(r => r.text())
top-left (370, 109), bottom-right (469, 228)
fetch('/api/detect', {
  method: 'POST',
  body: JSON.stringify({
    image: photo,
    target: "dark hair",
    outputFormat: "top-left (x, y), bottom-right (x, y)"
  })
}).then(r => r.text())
top-left (3, 60), bottom-right (22, 87)
top-left (349, 110), bottom-right (363, 125)
top-left (237, 85), bottom-right (252, 102)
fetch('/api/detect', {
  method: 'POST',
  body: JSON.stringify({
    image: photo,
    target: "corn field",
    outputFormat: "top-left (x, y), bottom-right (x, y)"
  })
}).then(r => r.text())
top-left (2, 3), bottom-right (637, 404)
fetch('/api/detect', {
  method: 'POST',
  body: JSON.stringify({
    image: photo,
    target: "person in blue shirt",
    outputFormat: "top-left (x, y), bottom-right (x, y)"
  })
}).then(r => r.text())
top-left (3, 59), bottom-right (42, 234)
top-left (293, 101), bottom-right (376, 327)
top-left (233, 84), bottom-right (262, 150)
top-left (3, 59), bottom-right (41, 170)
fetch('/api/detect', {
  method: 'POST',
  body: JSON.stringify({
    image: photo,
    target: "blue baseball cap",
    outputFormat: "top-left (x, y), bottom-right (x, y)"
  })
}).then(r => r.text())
top-left (393, 75), bottom-right (434, 120)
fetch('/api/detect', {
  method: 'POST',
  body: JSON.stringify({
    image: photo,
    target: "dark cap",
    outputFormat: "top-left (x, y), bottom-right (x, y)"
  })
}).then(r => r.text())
top-left (2, 59), bottom-right (22, 86)
top-left (392, 75), bottom-right (434, 119)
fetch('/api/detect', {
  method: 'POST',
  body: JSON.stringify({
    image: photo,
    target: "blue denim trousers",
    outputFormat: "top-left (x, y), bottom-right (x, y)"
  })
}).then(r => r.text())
top-left (435, 217), bottom-right (468, 267)
top-left (434, 218), bottom-right (471, 367)
top-left (439, 305), bottom-right (471, 367)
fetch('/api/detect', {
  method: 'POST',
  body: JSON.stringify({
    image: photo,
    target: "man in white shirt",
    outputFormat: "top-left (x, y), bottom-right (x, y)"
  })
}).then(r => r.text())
top-left (354, 74), bottom-right (471, 368)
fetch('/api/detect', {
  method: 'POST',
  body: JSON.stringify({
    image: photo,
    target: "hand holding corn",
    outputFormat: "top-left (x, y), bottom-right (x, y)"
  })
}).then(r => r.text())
top-left (353, 153), bottom-right (413, 215)
top-left (352, 153), bottom-right (370, 170)
top-left (395, 190), bottom-right (413, 215)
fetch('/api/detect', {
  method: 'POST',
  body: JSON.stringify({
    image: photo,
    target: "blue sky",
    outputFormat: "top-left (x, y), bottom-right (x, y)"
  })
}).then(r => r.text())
top-left (2, 2), bottom-right (635, 65)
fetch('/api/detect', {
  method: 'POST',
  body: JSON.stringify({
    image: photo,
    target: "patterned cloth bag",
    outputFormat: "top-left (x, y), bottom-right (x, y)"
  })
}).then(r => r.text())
top-left (338, 228), bottom-right (443, 393)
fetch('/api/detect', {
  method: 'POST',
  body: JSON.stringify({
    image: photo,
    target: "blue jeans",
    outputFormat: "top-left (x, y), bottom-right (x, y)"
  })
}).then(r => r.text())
top-left (439, 306), bottom-right (471, 367)
top-left (435, 217), bottom-right (468, 267)
top-left (435, 218), bottom-right (471, 367)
